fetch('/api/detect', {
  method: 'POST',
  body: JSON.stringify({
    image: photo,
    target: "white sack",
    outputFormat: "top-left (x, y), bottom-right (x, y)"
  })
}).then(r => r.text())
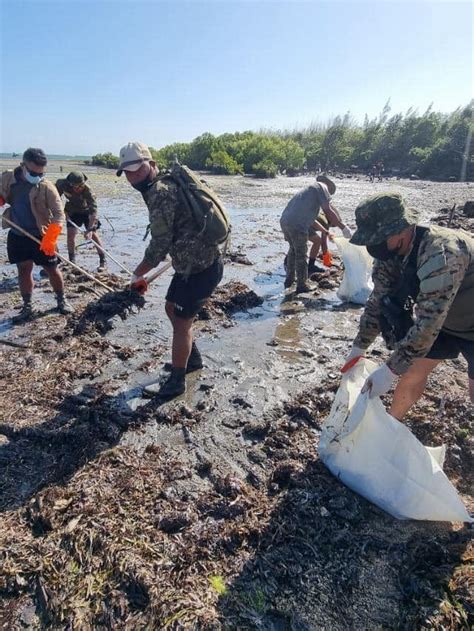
top-left (319, 359), bottom-right (472, 522)
top-left (333, 236), bottom-right (373, 305)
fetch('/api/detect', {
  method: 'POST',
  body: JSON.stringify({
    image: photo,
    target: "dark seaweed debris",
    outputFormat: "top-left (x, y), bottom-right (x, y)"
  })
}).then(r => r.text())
top-left (72, 289), bottom-right (146, 335)
top-left (197, 281), bottom-right (263, 322)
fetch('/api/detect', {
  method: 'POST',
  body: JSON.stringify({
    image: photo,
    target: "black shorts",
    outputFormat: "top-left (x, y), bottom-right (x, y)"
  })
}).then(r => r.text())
top-left (7, 230), bottom-right (58, 267)
top-left (67, 213), bottom-right (101, 231)
top-left (165, 257), bottom-right (224, 319)
top-left (426, 330), bottom-right (474, 378)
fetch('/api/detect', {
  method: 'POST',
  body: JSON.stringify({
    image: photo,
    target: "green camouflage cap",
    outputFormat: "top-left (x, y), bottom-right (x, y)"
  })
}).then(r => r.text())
top-left (66, 171), bottom-right (86, 185)
top-left (350, 192), bottom-right (416, 246)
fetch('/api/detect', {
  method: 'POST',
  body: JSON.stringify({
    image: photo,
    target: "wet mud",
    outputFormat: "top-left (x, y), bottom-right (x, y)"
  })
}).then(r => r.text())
top-left (0, 161), bottom-right (472, 629)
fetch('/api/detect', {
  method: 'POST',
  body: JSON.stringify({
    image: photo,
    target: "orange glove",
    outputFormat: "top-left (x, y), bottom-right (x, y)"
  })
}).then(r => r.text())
top-left (322, 251), bottom-right (333, 267)
top-left (39, 224), bottom-right (62, 256)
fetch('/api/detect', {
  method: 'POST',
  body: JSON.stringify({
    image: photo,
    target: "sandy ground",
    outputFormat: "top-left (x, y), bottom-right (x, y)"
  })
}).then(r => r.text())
top-left (0, 161), bottom-right (473, 629)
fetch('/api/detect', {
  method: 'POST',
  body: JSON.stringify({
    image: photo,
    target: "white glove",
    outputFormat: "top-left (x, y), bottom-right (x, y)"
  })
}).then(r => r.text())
top-left (342, 226), bottom-right (352, 239)
top-left (361, 363), bottom-right (397, 398)
top-left (341, 344), bottom-right (365, 373)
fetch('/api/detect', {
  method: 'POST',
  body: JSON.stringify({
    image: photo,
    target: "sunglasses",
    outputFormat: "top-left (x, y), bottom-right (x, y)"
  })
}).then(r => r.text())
top-left (24, 166), bottom-right (45, 177)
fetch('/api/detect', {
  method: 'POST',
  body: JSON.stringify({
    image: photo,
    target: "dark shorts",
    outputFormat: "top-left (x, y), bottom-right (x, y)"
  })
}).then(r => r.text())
top-left (7, 230), bottom-right (58, 267)
top-left (165, 257), bottom-right (224, 319)
top-left (426, 330), bottom-right (474, 378)
top-left (67, 213), bottom-right (101, 231)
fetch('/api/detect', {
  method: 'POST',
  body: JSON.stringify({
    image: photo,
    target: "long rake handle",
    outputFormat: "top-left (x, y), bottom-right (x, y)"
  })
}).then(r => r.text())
top-left (3, 217), bottom-right (113, 293)
top-left (68, 218), bottom-right (134, 277)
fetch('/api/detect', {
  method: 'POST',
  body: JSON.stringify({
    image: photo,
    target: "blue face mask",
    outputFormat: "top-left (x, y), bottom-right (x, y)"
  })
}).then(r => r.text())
top-left (23, 166), bottom-right (44, 185)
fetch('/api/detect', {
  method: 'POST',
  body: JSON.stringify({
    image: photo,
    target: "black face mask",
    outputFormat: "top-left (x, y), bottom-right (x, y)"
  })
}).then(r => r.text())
top-left (132, 174), bottom-right (154, 193)
top-left (366, 241), bottom-right (399, 261)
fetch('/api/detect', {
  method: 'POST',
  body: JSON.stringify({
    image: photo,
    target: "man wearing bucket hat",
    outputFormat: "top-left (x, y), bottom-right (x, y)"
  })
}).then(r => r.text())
top-left (280, 174), bottom-right (352, 293)
top-left (342, 192), bottom-right (474, 419)
top-left (117, 141), bottom-right (224, 400)
top-left (56, 171), bottom-right (106, 270)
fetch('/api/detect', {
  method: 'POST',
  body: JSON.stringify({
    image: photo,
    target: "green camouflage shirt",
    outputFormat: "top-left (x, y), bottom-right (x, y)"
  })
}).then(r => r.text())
top-left (354, 225), bottom-right (474, 374)
top-left (142, 177), bottom-right (219, 275)
top-left (56, 179), bottom-right (98, 219)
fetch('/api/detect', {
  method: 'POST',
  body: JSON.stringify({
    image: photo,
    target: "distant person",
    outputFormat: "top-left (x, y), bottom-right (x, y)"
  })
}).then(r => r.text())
top-left (56, 171), bottom-right (106, 271)
top-left (342, 193), bottom-right (474, 418)
top-left (0, 148), bottom-right (73, 322)
top-left (117, 141), bottom-right (225, 400)
top-left (280, 175), bottom-right (352, 293)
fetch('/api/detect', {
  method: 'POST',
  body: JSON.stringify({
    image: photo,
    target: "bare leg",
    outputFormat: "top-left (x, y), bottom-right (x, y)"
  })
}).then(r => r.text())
top-left (43, 265), bottom-right (65, 293)
top-left (91, 231), bottom-right (106, 263)
top-left (309, 233), bottom-right (321, 259)
top-left (390, 358), bottom-right (441, 420)
top-left (17, 260), bottom-right (34, 295)
top-left (67, 226), bottom-right (77, 260)
top-left (165, 301), bottom-right (193, 369)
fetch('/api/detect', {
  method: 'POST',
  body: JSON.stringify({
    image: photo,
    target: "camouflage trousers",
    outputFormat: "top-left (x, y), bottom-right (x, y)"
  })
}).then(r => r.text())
top-left (281, 224), bottom-right (308, 286)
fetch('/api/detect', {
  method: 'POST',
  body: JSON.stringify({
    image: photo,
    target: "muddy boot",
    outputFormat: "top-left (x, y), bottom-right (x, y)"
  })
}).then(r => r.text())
top-left (97, 255), bottom-right (106, 272)
top-left (308, 258), bottom-right (325, 274)
top-left (69, 252), bottom-right (76, 264)
top-left (295, 282), bottom-right (313, 294)
top-left (163, 343), bottom-right (203, 374)
top-left (143, 368), bottom-right (186, 400)
top-left (284, 277), bottom-right (295, 289)
top-left (12, 294), bottom-right (34, 324)
top-left (56, 292), bottom-right (74, 315)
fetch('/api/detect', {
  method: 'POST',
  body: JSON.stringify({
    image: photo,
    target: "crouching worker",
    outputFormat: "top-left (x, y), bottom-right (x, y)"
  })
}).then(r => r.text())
top-left (1, 148), bottom-right (73, 322)
top-left (117, 142), bottom-right (225, 400)
top-left (56, 171), bottom-right (106, 271)
top-left (280, 174), bottom-right (351, 293)
top-left (342, 193), bottom-right (474, 419)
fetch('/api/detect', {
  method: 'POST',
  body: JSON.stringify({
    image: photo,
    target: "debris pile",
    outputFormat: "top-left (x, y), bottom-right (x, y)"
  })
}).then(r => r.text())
top-left (72, 288), bottom-right (146, 335)
top-left (197, 281), bottom-right (263, 322)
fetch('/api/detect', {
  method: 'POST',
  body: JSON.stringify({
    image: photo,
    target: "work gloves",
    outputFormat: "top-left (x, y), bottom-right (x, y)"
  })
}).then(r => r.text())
top-left (361, 363), bottom-right (398, 398)
top-left (130, 274), bottom-right (148, 295)
top-left (342, 226), bottom-right (352, 239)
top-left (341, 344), bottom-right (365, 373)
top-left (40, 224), bottom-right (62, 256)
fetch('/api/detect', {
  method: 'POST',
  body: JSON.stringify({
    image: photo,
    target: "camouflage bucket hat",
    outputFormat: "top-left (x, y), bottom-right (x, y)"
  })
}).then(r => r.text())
top-left (350, 192), bottom-right (416, 246)
top-left (67, 171), bottom-right (86, 185)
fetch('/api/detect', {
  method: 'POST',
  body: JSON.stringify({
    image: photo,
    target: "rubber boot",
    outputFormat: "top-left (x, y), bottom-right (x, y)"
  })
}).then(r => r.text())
top-left (308, 258), bottom-right (325, 275)
top-left (56, 292), bottom-right (74, 315)
top-left (69, 251), bottom-right (76, 264)
top-left (12, 293), bottom-right (34, 324)
top-left (163, 342), bottom-right (203, 374)
top-left (143, 368), bottom-right (186, 399)
top-left (97, 255), bottom-right (106, 272)
top-left (295, 282), bottom-right (313, 294)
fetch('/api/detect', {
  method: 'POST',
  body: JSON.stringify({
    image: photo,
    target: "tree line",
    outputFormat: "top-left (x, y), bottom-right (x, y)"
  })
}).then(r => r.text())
top-left (89, 102), bottom-right (473, 180)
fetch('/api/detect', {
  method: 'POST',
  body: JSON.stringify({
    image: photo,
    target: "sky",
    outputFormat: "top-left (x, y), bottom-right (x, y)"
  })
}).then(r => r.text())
top-left (0, 0), bottom-right (472, 155)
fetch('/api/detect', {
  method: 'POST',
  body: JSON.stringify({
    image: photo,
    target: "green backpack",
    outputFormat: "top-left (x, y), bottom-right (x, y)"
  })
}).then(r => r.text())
top-left (164, 162), bottom-right (231, 247)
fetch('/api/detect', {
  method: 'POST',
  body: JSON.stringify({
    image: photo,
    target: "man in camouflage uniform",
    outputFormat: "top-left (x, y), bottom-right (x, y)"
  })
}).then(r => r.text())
top-left (342, 192), bottom-right (474, 419)
top-left (56, 171), bottom-right (106, 270)
top-left (280, 175), bottom-right (351, 293)
top-left (117, 141), bottom-right (224, 399)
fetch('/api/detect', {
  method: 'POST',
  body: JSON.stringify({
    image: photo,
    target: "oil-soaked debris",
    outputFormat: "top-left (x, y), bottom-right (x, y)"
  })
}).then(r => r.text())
top-left (224, 247), bottom-right (253, 265)
top-left (433, 206), bottom-right (474, 231)
top-left (72, 288), bottom-right (146, 335)
top-left (197, 280), bottom-right (263, 322)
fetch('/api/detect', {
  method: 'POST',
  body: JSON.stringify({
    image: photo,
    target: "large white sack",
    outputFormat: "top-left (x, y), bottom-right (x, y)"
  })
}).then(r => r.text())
top-left (333, 236), bottom-right (373, 305)
top-left (319, 359), bottom-right (472, 522)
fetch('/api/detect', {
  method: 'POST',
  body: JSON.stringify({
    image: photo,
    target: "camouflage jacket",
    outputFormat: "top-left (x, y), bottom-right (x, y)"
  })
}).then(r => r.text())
top-left (56, 179), bottom-right (98, 222)
top-left (354, 225), bottom-right (474, 374)
top-left (142, 177), bottom-right (220, 275)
